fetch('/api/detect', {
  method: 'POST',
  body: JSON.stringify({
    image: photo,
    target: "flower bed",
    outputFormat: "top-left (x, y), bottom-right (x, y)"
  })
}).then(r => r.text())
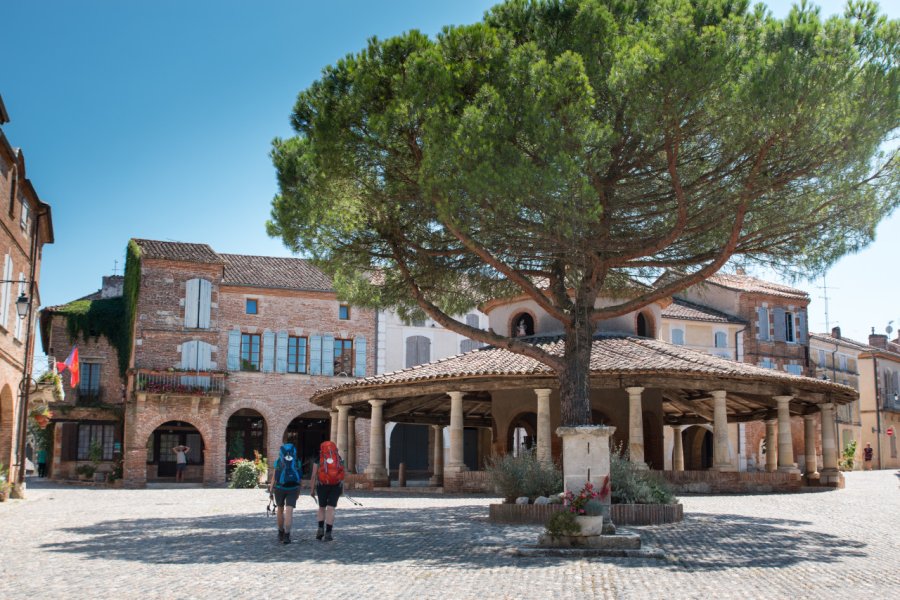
top-left (489, 502), bottom-right (683, 526)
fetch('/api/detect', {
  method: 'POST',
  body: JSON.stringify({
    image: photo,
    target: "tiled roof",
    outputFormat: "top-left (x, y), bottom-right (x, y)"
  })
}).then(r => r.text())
top-left (221, 254), bottom-right (333, 292)
top-left (663, 298), bottom-right (745, 324)
top-left (706, 272), bottom-right (808, 300)
top-left (313, 333), bottom-right (853, 403)
top-left (811, 333), bottom-right (900, 361)
top-left (132, 239), bottom-right (223, 264)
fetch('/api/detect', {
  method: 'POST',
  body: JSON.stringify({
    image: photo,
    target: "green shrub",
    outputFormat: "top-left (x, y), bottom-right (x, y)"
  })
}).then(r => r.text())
top-left (839, 440), bottom-right (857, 471)
top-left (545, 510), bottom-right (580, 537)
top-left (486, 448), bottom-right (562, 502)
top-left (610, 443), bottom-right (677, 505)
top-left (229, 459), bottom-right (261, 489)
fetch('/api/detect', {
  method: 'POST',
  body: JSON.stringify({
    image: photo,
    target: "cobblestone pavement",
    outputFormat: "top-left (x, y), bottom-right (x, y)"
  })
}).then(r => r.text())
top-left (1, 471), bottom-right (898, 599)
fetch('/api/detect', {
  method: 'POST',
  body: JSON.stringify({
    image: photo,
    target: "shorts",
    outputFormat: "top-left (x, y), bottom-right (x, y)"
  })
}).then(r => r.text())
top-left (176, 463), bottom-right (187, 472)
top-left (316, 483), bottom-right (342, 508)
top-left (274, 487), bottom-right (300, 508)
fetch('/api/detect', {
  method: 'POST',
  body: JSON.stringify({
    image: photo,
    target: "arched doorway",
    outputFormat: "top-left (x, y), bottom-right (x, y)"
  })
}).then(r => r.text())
top-left (389, 424), bottom-right (429, 477)
top-left (511, 312), bottom-right (535, 337)
top-left (636, 311), bottom-right (655, 337)
top-left (284, 411), bottom-right (330, 477)
top-left (642, 411), bottom-right (663, 470)
top-left (146, 421), bottom-right (204, 481)
top-left (226, 409), bottom-right (266, 474)
top-left (682, 425), bottom-right (713, 470)
top-left (506, 412), bottom-right (536, 456)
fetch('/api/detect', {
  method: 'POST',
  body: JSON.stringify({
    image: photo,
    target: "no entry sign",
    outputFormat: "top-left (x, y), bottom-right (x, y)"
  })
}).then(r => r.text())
top-left (887, 427), bottom-right (894, 437)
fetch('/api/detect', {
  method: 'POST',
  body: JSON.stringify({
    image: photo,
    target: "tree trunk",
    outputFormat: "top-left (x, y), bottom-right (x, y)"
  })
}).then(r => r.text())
top-left (558, 307), bottom-right (594, 426)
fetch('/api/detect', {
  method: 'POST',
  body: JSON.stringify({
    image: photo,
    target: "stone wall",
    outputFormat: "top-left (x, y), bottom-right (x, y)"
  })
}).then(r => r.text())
top-left (663, 469), bottom-right (806, 493)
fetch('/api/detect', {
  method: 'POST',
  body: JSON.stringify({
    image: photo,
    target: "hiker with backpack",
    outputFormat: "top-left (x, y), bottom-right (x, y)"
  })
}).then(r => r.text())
top-left (268, 443), bottom-right (303, 544)
top-left (309, 440), bottom-right (345, 542)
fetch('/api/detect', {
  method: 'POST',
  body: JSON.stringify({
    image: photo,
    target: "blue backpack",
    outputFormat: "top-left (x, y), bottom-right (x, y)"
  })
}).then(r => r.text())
top-left (276, 444), bottom-right (301, 489)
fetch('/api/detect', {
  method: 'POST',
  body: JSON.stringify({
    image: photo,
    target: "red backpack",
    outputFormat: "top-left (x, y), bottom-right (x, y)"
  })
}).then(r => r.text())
top-left (317, 441), bottom-right (345, 485)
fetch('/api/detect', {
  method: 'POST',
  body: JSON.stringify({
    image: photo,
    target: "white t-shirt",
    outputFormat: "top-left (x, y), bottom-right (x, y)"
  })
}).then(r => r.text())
top-left (175, 450), bottom-right (187, 464)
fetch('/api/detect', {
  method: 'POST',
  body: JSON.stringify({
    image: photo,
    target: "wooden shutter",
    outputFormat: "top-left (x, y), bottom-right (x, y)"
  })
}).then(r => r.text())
top-left (466, 314), bottom-right (479, 328)
top-left (757, 307), bottom-right (769, 341)
top-left (309, 335), bottom-right (322, 375)
top-left (181, 340), bottom-right (198, 369)
top-left (418, 336), bottom-right (430, 364)
top-left (354, 335), bottom-right (366, 377)
top-left (60, 422), bottom-right (79, 461)
top-left (227, 329), bottom-right (241, 371)
top-left (797, 310), bottom-right (807, 344)
top-left (773, 308), bottom-right (786, 341)
top-left (405, 336), bottom-right (418, 368)
top-left (322, 335), bottom-right (335, 375)
top-left (184, 278), bottom-right (200, 327)
top-left (197, 279), bottom-right (212, 329)
top-left (1, 254), bottom-right (11, 330)
top-left (262, 330), bottom-right (275, 373)
top-left (275, 331), bottom-right (288, 373)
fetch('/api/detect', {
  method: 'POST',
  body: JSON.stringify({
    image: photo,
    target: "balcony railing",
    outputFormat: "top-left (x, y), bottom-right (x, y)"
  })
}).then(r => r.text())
top-left (135, 370), bottom-right (226, 396)
top-left (76, 387), bottom-right (105, 406)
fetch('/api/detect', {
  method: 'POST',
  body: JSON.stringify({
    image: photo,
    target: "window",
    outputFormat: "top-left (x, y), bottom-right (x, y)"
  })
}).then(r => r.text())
top-left (246, 299), bottom-right (258, 315)
top-left (839, 355), bottom-right (848, 372)
top-left (671, 328), bottom-right (685, 345)
top-left (817, 349), bottom-right (826, 368)
top-left (79, 362), bottom-right (101, 392)
top-left (333, 338), bottom-right (353, 375)
top-left (0, 254), bottom-right (11, 330)
top-left (465, 314), bottom-right (480, 328)
top-left (784, 312), bottom-right (796, 343)
top-left (339, 305), bottom-right (350, 320)
top-left (460, 339), bottom-right (482, 353)
top-left (287, 336), bottom-right (308, 373)
top-left (714, 331), bottom-right (728, 348)
top-left (77, 423), bottom-right (115, 461)
top-left (760, 357), bottom-right (775, 369)
top-left (241, 333), bottom-right (261, 370)
top-left (785, 364), bottom-right (803, 376)
top-left (20, 198), bottom-right (29, 232)
top-left (184, 278), bottom-right (212, 328)
top-left (405, 335), bottom-right (431, 368)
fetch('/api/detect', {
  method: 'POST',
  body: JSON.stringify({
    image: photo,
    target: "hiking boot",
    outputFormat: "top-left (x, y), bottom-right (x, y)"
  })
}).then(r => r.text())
top-left (316, 526), bottom-right (324, 540)
top-left (278, 530), bottom-right (285, 542)
top-left (323, 531), bottom-right (333, 542)
top-left (283, 532), bottom-right (291, 544)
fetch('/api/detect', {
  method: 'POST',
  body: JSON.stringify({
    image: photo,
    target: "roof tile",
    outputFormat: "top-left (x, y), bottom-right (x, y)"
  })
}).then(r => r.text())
top-left (221, 254), bottom-right (333, 292)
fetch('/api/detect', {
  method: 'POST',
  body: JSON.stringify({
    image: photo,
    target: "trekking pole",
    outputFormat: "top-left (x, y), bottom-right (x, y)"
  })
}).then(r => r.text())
top-left (343, 493), bottom-right (363, 507)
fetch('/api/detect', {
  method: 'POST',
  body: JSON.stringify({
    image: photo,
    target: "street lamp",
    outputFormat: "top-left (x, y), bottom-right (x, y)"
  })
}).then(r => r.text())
top-left (15, 292), bottom-right (29, 319)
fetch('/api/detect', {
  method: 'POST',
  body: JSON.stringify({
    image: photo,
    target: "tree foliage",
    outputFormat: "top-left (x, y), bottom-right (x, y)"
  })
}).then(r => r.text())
top-left (269, 0), bottom-right (899, 425)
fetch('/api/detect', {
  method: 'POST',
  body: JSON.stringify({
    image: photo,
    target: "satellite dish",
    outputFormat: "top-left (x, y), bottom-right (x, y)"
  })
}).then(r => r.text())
top-left (887, 320), bottom-right (895, 335)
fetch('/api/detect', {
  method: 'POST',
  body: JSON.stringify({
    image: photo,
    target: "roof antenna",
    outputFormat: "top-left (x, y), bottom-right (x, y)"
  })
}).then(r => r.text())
top-left (113, 259), bottom-right (119, 276)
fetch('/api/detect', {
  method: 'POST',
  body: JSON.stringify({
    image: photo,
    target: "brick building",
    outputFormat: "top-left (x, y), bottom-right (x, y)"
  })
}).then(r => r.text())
top-left (0, 94), bottom-right (54, 493)
top-left (41, 239), bottom-right (376, 487)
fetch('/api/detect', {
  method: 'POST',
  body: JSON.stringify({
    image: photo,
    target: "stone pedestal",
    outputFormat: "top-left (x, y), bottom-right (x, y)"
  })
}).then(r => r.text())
top-left (556, 425), bottom-right (615, 526)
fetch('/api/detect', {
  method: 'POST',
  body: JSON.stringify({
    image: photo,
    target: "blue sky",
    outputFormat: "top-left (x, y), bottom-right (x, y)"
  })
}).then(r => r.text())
top-left (3, 0), bottom-right (898, 351)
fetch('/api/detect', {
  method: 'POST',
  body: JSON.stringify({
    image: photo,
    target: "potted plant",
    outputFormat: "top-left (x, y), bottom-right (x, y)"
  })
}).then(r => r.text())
top-left (29, 405), bottom-right (53, 429)
top-left (37, 371), bottom-right (65, 402)
top-left (563, 476), bottom-right (611, 535)
top-left (0, 463), bottom-right (10, 502)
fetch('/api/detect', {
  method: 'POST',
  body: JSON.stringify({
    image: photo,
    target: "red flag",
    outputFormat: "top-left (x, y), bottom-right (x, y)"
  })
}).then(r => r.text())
top-left (63, 347), bottom-right (79, 388)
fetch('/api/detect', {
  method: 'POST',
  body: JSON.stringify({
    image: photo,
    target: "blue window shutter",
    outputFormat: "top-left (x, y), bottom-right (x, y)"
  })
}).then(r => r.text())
top-left (797, 311), bottom-right (807, 344)
top-left (198, 279), bottom-right (212, 329)
top-left (181, 340), bottom-right (198, 369)
top-left (275, 331), bottom-right (288, 373)
top-left (184, 278), bottom-right (200, 327)
top-left (227, 329), bottom-right (241, 371)
top-left (310, 336), bottom-right (322, 375)
top-left (757, 307), bottom-right (769, 341)
top-left (322, 335), bottom-right (335, 376)
top-left (262, 330), bottom-right (275, 372)
top-left (773, 308), bottom-right (786, 341)
top-left (354, 335), bottom-right (366, 377)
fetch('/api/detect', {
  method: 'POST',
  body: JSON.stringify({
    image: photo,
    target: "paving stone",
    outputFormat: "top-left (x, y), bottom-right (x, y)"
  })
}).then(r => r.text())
top-left (0, 471), bottom-right (897, 599)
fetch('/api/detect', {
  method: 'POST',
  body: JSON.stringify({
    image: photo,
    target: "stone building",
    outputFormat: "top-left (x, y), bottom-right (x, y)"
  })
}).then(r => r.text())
top-left (40, 239), bottom-right (377, 487)
top-left (0, 94), bottom-right (55, 492)
top-left (857, 331), bottom-right (900, 469)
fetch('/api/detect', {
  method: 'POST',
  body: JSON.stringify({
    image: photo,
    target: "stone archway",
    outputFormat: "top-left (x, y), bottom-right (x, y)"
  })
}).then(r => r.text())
top-left (127, 410), bottom-right (217, 487)
top-left (284, 410), bottom-right (330, 477)
top-left (0, 384), bottom-right (14, 469)
top-left (682, 425), bottom-right (714, 470)
top-left (225, 409), bottom-right (267, 477)
top-left (145, 420), bottom-right (206, 482)
top-left (506, 411), bottom-right (537, 457)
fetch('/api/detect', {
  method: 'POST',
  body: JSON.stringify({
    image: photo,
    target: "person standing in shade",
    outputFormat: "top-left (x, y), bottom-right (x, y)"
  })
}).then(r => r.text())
top-left (36, 448), bottom-right (48, 478)
top-left (309, 440), bottom-right (345, 542)
top-left (268, 443), bottom-right (302, 544)
top-left (172, 444), bottom-right (190, 483)
top-left (863, 442), bottom-right (874, 470)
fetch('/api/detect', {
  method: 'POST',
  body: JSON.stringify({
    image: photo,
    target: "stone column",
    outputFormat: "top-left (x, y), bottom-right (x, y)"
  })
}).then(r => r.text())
top-left (712, 390), bottom-right (735, 471)
top-left (347, 416), bottom-right (357, 473)
top-left (336, 405), bottom-right (350, 460)
top-left (820, 403), bottom-right (840, 484)
top-left (775, 395), bottom-right (799, 473)
top-left (429, 425), bottom-right (444, 486)
top-left (803, 415), bottom-right (819, 478)
top-left (557, 425), bottom-right (616, 529)
top-left (672, 426), bottom-right (684, 471)
top-left (765, 419), bottom-right (778, 472)
top-left (446, 392), bottom-right (466, 471)
top-left (535, 388), bottom-right (553, 466)
top-left (626, 386), bottom-right (648, 469)
top-left (329, 409), bottom-right (339, 442)
top-left (365, 400), bottom-right (388, 485)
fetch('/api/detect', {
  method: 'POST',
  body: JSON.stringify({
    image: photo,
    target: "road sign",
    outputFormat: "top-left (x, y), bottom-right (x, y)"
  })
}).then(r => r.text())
top-left (887, 427), bottom-right (894, 437)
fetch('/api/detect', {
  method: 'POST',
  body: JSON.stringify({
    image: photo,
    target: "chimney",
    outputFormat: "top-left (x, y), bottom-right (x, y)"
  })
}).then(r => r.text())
top-left (869, 327), bottom-right (888, 349)
top-left (101, 275), bottom-right (124, 299)
top-left (735, 267), bottom-right (746, 276)
top-left (831, 326), bottom-right (841, 339)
